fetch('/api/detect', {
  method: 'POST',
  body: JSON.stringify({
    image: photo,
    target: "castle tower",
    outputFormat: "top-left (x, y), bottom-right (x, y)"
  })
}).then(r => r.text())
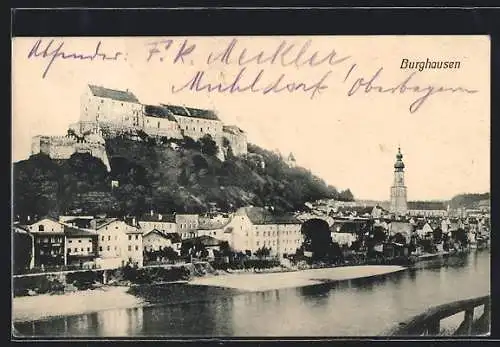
top-left (390, 147), bottom-right (408, 216)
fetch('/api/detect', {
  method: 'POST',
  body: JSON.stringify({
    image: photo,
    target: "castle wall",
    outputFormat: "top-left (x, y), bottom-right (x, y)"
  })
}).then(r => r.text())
top-left (81, 87), bottom-right (142, 129)
top-left (223, 131), bottom-right (248, 156)
top-left (173, 115), bottom-right (223, 141)
top-left (143, 115), bottom-right (183, 139)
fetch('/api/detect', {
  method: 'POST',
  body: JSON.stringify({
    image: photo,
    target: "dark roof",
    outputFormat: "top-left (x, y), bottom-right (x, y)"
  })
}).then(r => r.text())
top-left (183, 235), bottom-right (221, 247)
top-left (198, 217), bottom-right (230, 230)
top-left (161, 104), bottom-right (190, 117)
top-left (63, 217), bottom-right (93, 229)
top-left (223, 125), bottom-right (245, 134)
top-left (88, 85), bottom-right (140, 103)
top-left (139, 213), bottom-right (176, 223)
top-left (330, 221), bottom-right (364, 234)
top-left (64, 225), bottom-right (98, 237)
top-left (185, 107), bottom-right (220, 121)
top-left (164, 233), bottom-right (182, 243)
top-left (143, 229), bottom-right (170, 239)
top-left (143, 105), bottom-right (177, 121)
top-left (94, 218), bottom-right (119, 229)
top-left (161, 104), bottom-right (220, 121)
top-left (408, 201), bottom-right (447, 210)
top-left (243, 207), bottom-right (302, 225)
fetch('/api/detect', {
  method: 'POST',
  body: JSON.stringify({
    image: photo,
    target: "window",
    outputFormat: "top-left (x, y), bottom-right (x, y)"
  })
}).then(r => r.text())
top-left (135, 235), bottom-right (139, 240)
top-left (128, 245), bottom-right (132, 251)
top-left (107, 246), bottom-right (110, 251)
top-left (99, 246), bottom-right (103, 251)
top-left (128, 235), bottom-right (132, 241)
top-left (38, 225), bottom-right (44, 231)
top-left (256, 232), bottom-right (259, 236)
top-left (89, 239), bottom-right (92, 242)
top-left (158, 121), bottom-right (160, 128)
top-left (78, 240), bottom-right (82, 243)
top-left (74, 248), bottom-right (77, 252)
top-left (114, 246), bottom-right (117, 250)
top-left (87, 247), bottom-right (90, 252)
top-left (81, 248), bottom-right (84, 252)
top-left (68, 240), bottom-right (72, 243)
top-left (135, 245), bottom-right (139, 251)
top-left (108, 236), bottom-right (111, 241)
top-left (256, 241), bottom-right (260, 246)
top-left (101, 236), bottom-right (104, 241)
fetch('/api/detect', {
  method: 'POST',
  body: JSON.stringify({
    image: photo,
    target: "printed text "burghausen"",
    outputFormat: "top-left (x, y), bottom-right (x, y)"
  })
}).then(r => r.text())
top-left (400, 58), bottom-right (461, 72)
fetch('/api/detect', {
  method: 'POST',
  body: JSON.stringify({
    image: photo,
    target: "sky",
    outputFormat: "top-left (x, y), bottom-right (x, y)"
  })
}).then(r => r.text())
top-left (12, 36), bottom-right (490, 201)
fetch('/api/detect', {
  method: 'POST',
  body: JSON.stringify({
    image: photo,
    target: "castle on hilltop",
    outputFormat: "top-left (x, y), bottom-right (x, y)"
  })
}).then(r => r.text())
top-left (31, 85), bottom-right (248, 170)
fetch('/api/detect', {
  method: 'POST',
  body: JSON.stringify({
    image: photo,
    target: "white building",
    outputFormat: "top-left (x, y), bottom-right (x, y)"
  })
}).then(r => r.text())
top-left (94, 218), bottom-right (143, 268)
top-left (223, 207), bottom-right (303, 258)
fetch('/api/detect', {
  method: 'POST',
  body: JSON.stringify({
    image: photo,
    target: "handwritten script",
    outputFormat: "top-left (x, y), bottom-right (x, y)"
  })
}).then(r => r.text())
top-left (26, 38), bottom-right (480, 113)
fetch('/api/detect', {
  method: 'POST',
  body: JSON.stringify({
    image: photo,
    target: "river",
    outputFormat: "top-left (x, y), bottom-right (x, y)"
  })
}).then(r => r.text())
top-left (14, 249), bottom-right (490, 337)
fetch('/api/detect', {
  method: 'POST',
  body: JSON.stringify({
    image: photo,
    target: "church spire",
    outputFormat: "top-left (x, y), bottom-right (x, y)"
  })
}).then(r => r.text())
top-left (394, 146), bottom-right (405, 171)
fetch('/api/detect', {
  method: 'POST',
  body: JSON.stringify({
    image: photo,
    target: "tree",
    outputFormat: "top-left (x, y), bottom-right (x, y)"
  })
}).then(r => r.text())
top-left (300, 219), bottom-right (332, 261)
top-left (199, 134), bottom-right (218, 156)
top-left (255, 246), bottom-right (271, 259)
top-left (338, 189), bottom-right (354, 201)
top-left (162, 246), bottom-right (179, 261)
top-left (432, 227), bottom-right (443, 244)
top-left (392, 232), bottom-right (407, 245)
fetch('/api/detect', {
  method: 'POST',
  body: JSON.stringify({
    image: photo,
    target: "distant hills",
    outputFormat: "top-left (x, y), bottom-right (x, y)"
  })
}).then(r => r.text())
top-left (358, 192), bottom-right (490, 211)
top-left (13, 134), bottom-right (353, 219)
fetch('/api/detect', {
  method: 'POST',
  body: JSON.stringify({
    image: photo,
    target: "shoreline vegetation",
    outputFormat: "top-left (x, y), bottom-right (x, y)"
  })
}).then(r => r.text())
top-left (13, 249), bottom-right (484, 324)
top-left (13, 264), bottom-right (403, 323)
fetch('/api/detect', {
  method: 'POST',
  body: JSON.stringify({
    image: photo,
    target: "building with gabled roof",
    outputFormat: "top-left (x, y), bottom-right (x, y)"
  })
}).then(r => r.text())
top-left (222, 207), bottom-right (303, 258)
top-left (94, 219), bottom-right (143, 268)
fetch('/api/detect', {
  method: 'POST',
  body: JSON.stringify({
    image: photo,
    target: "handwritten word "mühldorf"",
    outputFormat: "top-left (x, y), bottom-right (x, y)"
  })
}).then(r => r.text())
top-left (27, 39), bottom-right (125, 79)
top-left (171, 68), bottom-right (332, 100)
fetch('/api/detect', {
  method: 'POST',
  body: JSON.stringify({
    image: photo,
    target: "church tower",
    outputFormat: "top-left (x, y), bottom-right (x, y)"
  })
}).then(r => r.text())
top-left (390, 147), bottom-right (408, 215)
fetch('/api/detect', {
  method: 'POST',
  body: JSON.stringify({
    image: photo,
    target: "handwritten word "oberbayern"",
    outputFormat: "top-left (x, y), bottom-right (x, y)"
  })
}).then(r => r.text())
top-left (27, 39), bottom-right (124, 79)
top-left (344, 64), bottom-right (479, 113)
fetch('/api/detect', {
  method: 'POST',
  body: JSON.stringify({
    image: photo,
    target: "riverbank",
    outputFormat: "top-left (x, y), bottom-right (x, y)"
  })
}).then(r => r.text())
top-left (13, 265), bottom-right (406, 323)
top-left (13, 286), bottom-right (145, 323)
top-left (189, 265), bottom-right (406, 291)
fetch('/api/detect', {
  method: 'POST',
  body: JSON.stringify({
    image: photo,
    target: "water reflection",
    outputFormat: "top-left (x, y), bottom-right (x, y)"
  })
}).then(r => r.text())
top-left (14, 250), bottom-right (490, 337)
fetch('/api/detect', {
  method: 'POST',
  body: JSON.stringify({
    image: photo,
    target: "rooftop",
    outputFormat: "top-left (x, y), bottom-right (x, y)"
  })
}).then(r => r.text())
top-left (143, 105), bottom-right (177, 122)
top-left (88, 85), bottom-right (140, 103)
top-left (63, 225), bottom-right (98, 237)
top-left (161, 104), bottom-right (220, 121)
top-left (241, 207), bottom-right (302, 225)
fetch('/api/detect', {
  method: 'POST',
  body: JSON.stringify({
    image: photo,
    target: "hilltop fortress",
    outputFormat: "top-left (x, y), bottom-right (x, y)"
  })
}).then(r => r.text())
top-left (31, 85), bottom-right (248, 170)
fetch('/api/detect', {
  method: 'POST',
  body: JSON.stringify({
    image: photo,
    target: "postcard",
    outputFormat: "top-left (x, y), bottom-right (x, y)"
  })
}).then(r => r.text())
top-left (12, 35), bottom-right (490, 338)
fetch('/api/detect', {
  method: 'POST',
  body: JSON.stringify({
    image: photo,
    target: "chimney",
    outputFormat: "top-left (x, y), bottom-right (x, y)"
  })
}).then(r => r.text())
top-left (132, 217), bottom-right (136, 226)
top-left (158, 214), bottom-right (163, 221)
top-left (150, 210), bottom-right (154, 216)
top-left (90, 219), bottom-right (97, 230)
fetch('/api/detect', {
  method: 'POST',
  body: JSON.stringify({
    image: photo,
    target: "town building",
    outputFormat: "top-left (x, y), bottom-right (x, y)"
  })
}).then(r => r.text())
top-left (138, 212), bottom-right (177, 234)
top-left (94, 218), bottom-right (144, 268)
top-left (24, 217), bottom-right (66, 267)
top-left (176, 214), bottom-right (199, 239)
top-left (223, 207), bottom-right (303, 258)
top-left (407, 201), bottom-right (448, 217)
top-left (390, 147), bottom-right (408, 216)
top-left (142, 229), bottom-right (173, 252)
top-left (63, 225), bottom-right (99, 266)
